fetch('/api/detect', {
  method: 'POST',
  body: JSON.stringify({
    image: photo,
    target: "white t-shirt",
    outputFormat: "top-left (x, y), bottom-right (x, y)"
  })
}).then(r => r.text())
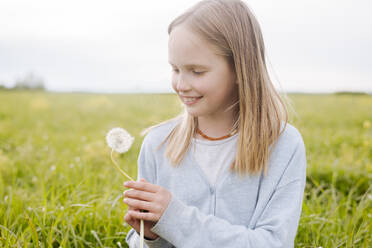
top-left (191, 132), bottom-right (239, 187)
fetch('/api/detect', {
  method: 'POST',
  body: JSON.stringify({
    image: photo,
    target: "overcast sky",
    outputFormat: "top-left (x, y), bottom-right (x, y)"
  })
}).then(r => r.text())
top-left (0, 0), bottom-right (371, 93)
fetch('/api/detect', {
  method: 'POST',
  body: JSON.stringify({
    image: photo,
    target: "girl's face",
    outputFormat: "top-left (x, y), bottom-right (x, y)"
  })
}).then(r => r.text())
top-left (168, 25), bottom-right (238, 119)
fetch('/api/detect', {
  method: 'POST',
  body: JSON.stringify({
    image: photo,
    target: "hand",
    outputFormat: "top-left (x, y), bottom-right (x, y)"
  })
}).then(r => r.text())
top-left (123, 179), bottom-right (159, 240)
top-left (124, 202), bottom-right (159, 240)
top-left (123, 178), bottom-right (172, 223)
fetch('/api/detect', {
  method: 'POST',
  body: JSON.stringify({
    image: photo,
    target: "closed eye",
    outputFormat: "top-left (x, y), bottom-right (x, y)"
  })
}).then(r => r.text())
top-left (192, 71), bottom-right (205, 75)
top-left (171, 68), bottom-right (205, 75)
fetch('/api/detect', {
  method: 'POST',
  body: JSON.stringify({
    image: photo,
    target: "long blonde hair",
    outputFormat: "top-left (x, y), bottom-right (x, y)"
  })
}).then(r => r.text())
top-left (141, 0), bottom-right (289, 178)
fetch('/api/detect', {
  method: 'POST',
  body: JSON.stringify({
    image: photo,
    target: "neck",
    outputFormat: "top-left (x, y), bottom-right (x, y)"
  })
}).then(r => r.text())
top-left (196, 109), bottom-right (238, 140)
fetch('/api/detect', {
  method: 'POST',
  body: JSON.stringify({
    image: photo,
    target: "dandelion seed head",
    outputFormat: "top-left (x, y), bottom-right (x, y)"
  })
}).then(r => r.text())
top-left (106, 127), bottom-right (134, 154)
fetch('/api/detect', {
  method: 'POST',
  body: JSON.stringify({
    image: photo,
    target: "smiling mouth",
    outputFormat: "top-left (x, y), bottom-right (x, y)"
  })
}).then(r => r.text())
top-left (182, 96), bottom-right (203, 104)
top-left (184, 96), bottom-right (202, 100)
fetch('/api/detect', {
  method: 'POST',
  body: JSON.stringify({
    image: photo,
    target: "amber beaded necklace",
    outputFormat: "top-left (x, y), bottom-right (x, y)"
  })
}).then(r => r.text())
top-left (196, 127), bottom-right (238, 141)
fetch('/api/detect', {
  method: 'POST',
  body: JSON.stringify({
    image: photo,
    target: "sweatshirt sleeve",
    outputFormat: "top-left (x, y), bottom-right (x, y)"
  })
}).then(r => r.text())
top-left (149, 136), bottom-right (307, 248)
top-left (125, 135), bottom-right (174, 248)
top-left (125, 229), bottom-right (173, 248)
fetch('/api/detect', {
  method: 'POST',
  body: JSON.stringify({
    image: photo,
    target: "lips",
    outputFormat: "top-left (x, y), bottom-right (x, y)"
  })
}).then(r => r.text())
top-left (182, 96), bottom-right (202, 101)
top-left (180, 95), bottom-right (203, 98)
top-left (181, 96), bottom-right (203, 104)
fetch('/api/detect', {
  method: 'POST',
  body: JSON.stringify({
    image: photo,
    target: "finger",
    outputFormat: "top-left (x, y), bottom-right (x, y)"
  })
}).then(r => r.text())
top-left (126, 203), bottom-right (143, 214)
top-left (123, 189), bottom-right (155, 202)
top-left (128, 210), bottom-right (158, 222)
top-left (124, 212), bottom-right (132, 222)
top-left (123, 181), bottom-right (159, 193)
top-left (124, 212), bottom-right (135, 225)
top-left (124, 212), bottom-right (140, 231)
top-left (123, 178), bottom-right (148, 187)
top-left (126, 205), bottom-right (140, 212)
top-left (128, 206), bottom-right (147, 214)
top-left (124, 198), bottom-right (153, 211)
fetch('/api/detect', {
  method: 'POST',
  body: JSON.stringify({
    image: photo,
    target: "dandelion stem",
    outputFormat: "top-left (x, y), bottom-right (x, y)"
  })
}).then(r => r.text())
top-left (110, 149), bottom-right (134, 181)
top-left (110, 148), bottom-right (144, 248)
top-left (140, 220), bottom-right (144, 247)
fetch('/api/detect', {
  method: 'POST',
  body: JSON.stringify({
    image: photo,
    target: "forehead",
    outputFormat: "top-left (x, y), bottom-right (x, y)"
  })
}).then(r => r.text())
top-left (168, 26), bottom-right (218, 67)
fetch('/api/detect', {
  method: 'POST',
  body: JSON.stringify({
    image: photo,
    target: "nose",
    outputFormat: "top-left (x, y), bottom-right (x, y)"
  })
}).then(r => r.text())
top-left (175, 74), bottom-right (191, 92)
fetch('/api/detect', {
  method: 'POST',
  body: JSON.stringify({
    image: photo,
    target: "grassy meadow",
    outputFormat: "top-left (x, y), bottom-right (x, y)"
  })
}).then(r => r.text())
top-left (0, 91), bottom-right (371, 247)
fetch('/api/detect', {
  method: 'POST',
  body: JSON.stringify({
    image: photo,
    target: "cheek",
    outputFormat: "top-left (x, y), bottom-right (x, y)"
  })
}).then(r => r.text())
top-left (198, 76), bottom-right (216, 95)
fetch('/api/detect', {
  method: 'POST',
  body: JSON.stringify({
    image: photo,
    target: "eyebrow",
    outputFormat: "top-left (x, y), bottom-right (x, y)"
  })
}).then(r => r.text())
top-left (168, 62), bottom-right (208, 69)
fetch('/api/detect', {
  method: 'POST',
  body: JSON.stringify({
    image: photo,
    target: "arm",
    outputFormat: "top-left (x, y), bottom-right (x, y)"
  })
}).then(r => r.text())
top-left (125, 135), bottom-right (174, 248)
top-left (149, 137), bottom-right (307, 248)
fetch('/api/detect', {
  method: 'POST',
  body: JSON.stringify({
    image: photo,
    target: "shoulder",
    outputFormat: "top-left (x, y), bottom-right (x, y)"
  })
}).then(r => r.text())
top-left (141, 118), bottom-right (180, 149)
top-left (272, 122), bottom-right (306, 158)
top-left (279, 122), bottom-right (303, 145)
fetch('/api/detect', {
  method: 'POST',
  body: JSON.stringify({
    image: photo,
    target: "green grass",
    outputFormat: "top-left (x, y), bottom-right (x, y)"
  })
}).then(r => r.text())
top-left (0, 91), bottom-right (371, 247)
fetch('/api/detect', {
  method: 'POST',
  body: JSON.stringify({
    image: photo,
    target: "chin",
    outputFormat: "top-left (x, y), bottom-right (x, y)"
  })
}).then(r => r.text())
top-left (184, 108), bottom-right (201, 117)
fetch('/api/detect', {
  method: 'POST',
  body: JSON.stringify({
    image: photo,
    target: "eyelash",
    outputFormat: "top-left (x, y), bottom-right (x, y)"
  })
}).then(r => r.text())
top-left (171, 69), bottom-right (205, 75)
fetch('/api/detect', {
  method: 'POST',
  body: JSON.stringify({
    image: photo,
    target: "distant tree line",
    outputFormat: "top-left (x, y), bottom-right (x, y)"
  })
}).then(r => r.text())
top-left (0, 72), bottom-right (46, 91)
top-left (333, 91), bottom-right (368, 96)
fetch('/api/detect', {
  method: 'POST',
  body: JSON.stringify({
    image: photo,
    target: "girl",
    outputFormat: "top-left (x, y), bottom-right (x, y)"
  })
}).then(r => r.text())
top-left (123, 0), bottom-right (307, 247)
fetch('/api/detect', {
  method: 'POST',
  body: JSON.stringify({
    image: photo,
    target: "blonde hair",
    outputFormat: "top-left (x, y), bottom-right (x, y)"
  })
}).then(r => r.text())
top-left (141, 0), bottom-right (289, 178)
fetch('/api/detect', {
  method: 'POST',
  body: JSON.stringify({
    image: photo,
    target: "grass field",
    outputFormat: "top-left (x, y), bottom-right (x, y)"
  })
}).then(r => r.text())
top-left (0, 91), bottom-right (371, 247)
